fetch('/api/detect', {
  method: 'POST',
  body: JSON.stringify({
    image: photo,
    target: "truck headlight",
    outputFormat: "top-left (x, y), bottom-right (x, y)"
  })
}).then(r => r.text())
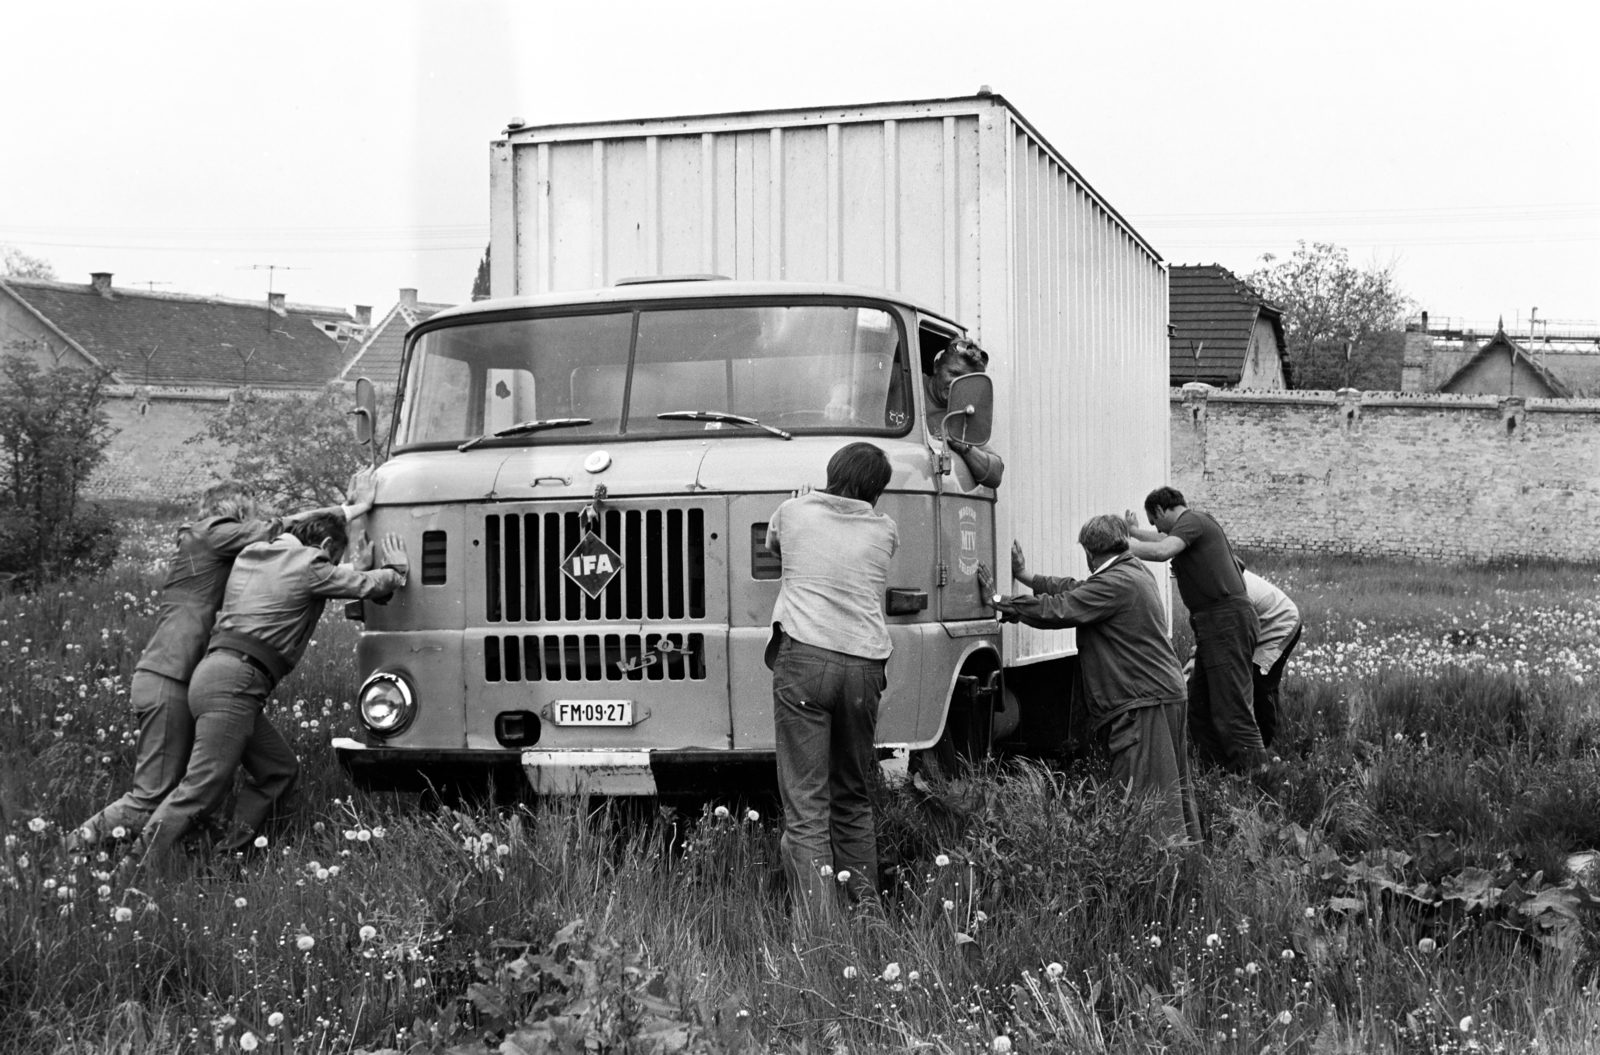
top-left (358, 673), bottom-right (415, 737)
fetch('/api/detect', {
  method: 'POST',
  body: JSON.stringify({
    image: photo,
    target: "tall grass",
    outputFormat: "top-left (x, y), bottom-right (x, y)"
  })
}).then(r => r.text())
top-left (2, 539), bottom-right (1599, 1052)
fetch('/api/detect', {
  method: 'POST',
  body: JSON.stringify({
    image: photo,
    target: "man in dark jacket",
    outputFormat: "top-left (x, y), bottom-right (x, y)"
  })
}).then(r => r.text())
top-left (980, 515), bottom-right (1201, 842)
top-left (71, 477), bottom-right (373, 850)
top-left (134, 512), bottom-right (406, 865)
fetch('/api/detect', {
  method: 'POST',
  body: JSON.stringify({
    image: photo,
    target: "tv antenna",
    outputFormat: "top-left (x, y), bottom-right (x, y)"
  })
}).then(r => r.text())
top-left (134, 280), bottom-right (173, 292)
top-left (239, 263), bottom-right (307, 333)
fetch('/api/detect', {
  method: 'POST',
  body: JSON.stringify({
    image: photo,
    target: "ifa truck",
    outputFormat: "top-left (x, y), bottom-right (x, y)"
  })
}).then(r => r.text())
top-left (333, 93), bottom-right (1169, 796)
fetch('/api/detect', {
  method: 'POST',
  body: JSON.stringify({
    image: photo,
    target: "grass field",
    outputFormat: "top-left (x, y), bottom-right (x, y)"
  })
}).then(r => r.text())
top-left (2, 528), bottom-right (1599, 1054)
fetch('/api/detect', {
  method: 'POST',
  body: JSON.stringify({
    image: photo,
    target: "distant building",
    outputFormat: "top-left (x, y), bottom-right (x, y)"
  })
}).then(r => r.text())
top-left (1402, 314), bottom-right (1600, 396)
top-left (0, 272), bottom-right (367, 501)
top-left (1168, 264), bottom-right (1288, 390)
top-left (339, 288), bottom-right (454, 393)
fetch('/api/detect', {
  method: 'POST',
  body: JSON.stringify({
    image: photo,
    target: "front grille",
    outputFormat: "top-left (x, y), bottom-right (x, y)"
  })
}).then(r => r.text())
top-left (483, 632), bottom-right (707, 683)
top-left (485, 507), bottom-right (706, 623)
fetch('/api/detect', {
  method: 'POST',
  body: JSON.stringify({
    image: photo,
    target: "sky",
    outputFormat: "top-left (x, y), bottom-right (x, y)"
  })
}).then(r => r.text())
top-left (3, 0), bottom-right (1596, 331)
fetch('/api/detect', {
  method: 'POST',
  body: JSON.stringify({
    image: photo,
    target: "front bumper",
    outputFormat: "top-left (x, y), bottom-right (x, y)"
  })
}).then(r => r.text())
top-left (333, 737), bottom-right (777, 796)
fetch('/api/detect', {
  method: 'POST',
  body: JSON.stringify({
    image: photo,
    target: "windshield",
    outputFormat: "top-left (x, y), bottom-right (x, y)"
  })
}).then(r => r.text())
top-left (394, 302), bottom-right (912, 449)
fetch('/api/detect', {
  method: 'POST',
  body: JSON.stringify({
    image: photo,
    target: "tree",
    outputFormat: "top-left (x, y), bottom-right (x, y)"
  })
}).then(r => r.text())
top-left (2, 245), bottom-right (56, 280)
top-left (0, 346), bottom-right (118, 583)
top-left (1247, 241), bottom-right (1412, 391)
top-left (194, 384), bottom-right (388, 509)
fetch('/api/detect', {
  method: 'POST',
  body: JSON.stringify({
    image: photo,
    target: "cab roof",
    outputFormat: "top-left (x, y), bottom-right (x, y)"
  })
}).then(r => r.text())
top-left (426, 279), bottom-right (967, 332)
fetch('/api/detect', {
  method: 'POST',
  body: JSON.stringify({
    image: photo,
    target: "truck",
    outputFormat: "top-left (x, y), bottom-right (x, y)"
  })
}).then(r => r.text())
top-left (333, 92), bottom-right (1169, 797)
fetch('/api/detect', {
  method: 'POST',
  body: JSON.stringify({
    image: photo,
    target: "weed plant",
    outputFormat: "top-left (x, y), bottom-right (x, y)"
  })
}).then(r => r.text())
top-left (1, 540), bottom-right (1598, 1053)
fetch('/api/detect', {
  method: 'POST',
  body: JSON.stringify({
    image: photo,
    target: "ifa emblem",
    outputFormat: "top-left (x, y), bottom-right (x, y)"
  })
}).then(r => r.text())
top-left (560, 531), bottom-right (625, 599)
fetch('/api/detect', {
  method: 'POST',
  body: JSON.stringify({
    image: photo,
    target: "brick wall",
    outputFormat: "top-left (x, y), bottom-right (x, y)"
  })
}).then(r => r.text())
top-left (1170, 385), bottom-right (1600, 563)
top-left (87, 387), bottom-right (235, 503)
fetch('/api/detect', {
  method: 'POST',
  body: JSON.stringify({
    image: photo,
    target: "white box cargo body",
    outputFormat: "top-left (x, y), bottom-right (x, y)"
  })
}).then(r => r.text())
top-left (489, 93), bottom-right (1168, 665)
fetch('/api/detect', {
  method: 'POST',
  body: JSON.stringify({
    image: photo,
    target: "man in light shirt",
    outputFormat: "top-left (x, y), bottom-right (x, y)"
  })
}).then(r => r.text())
top-left (1242, 570), bottom-right (1301, 749)
top-left (765, 443), bottom-right (899, 918)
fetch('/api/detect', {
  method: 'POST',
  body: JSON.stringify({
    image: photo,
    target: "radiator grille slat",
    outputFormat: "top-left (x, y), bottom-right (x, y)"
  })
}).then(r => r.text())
top-left (484, 506), bottom-right (707, 624)
top-left (483, 632), bottom-right (707, 683)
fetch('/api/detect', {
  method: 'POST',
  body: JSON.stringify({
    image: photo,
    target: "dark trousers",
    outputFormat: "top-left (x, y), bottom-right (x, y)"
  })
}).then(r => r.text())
top-left (78, 670), bottom-right (192, 842)
top-left (1104, 700), bottom-right (1203, 843)
top-left (1187, 598), bottom-right (1265, 771)
top-left (139, 651), bottom-right (299, 863)
top-left (772, 637), bottom-right (885, 920)
top-left (1252, 622), bottom-right (1302, 749)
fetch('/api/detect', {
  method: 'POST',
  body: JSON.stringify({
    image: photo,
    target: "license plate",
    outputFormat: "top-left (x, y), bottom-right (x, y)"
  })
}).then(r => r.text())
top-left (552, 700), bottom-right (634, 727)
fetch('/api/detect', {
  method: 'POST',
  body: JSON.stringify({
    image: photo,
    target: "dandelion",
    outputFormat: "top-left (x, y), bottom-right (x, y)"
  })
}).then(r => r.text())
top-left (908, 970), bottom-right (921, 983)
top-left (835, 869), bottom-right (851, 884)
top-left (327, 865), bottom-right (341, 877)
top-left (113, 906), bottom-right (133, 923)
top-left (28, 817), bottom-right (46, 833)
top-left (1280, 948), bottom-right (1295, 961)
top-left (818, 864), bottom-right (833, 879)
top-left (1149, 935), bottom-right (1162, 949)
top-left (357, 829), bottom-right (373, 842)
top-left (713, 805), bottom-right (730, 819)
top-left (267, 1012), bottom-right (284, 1028)
top-left (745, 808), bottom-right (760, 822)
top-left (1277, 1011), bottom-right (1293, 1026)
top-left (943, 899), bottom-right (956, 912)
top-left (97, 884), bottom-right (111, 898)
top-left (1418, 937), bottom-right (1436, 954)
top-left (992, 1036), bottom-right (1013, 1053)
top-left (111, 826), bottom-right (127, 840)
top-left (235, 897), bottom-right (248, 909)
top-left (842, 966), bottom-right (858, 979)
top-left (495, 844), bottom-right (511, 857)
top-left (1045, 962), bottom-right (1064, 981)
top-left (43, 878), bottom-right (57, 891)
top-left (1245, 961), bottom-right (1260, 975)
top-left (934, 853), bottom-right (951, 867)
top-left (253, 835), bottom-right (268, 849)
top-left (1304, 906), bottom-right (1316, 918)
top-left (360, 924), bottom-right (378, 942)
top-left (296, 935), bottom-right (315, 951)
top-left (1459, 1016), bottom-right (1473, 1033)
top-left (413, 976), bottom-right (428, 989)
top-left (344, 829), bottom-right (359, 841)
top-left (882, 962), bottom-right (902, 982)
top-left (1205, 933), bottom-right (1222, 948)
top-left (372, 827), bottom-right (387, 839)
top-left (315, 868), bottom-right (330, 881)
top-left (239, 1033), bottom-right (259, 1052)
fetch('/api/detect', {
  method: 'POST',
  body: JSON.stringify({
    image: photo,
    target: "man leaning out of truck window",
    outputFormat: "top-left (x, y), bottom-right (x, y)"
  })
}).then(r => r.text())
top-left (980, 515), bottom-right (1202, 844)
top-left (924, 338), bottom-right (1004, 488)
top-left (70, 474), bottom-right (376, 852)
top-left (765, 442), bottom-right (899, 920)
top-left (131, 514), bottom-right (408, 868)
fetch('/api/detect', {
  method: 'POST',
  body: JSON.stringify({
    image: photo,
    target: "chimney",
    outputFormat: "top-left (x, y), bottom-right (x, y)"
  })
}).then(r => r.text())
top-left (1421, 310), bottom-right (1429, 332)
top-left (399, 288), bottom-right (418, 311)
top-left (90, 272), bottom-right (113, 297)
top-left (268, 291), bottom-right (287, 315)
top-left (354, 305), bottom-right (372, 326)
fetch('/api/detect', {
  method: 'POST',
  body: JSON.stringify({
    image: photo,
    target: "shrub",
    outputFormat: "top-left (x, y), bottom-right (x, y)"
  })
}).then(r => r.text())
top-left (0, 348), bottom-right (119, 585)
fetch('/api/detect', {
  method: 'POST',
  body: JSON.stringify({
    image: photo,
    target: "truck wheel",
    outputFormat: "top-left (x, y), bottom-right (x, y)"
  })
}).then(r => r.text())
top-left (912, 657), bottom-right (1001, 780)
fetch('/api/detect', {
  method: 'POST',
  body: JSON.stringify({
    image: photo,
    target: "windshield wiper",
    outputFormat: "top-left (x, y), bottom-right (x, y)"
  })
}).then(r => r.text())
top-left (457, 418), bottom-right (593, 452)
top-left (656, 410), bottom-right (791, 440)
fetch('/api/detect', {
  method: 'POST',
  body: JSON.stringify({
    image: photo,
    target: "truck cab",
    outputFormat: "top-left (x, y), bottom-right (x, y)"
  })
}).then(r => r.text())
top-left (333, 278), bottom-right (1005, 796)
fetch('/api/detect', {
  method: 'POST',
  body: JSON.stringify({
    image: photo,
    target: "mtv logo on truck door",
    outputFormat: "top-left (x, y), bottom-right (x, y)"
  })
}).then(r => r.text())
top-left (957, 505), bottom-right (981, 576)
top-left (561, 531), bottom-right (625, 598)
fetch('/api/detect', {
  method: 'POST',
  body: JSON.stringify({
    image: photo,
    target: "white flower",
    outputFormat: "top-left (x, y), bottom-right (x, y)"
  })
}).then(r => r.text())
top-left (495, 844), bottom-right (511, 857)
top-left (113, 906), bottom-right (132, 923)
top-left (1245, 961), bottom-right (1260, 975)
top-left (97, 884), bottom-right (111, 898)
top-left (1149, 935), bottom-right (1162, 949)
top-left (1418, 937), bottom-right (1436, 954)
top-left (235, 897), bottom-right (248, 909)
top-left (943, 899), bottom-right (956, 912)
top-left (1304, 906), bottom-right (1316, 918)
top-left (296, 935), bottom-right (315, 951)
top-left (818, 864), bottom-right (833, 878)
top-left (842, 966), bottom-right (858, 979)
top-left (315, 868), bottom-right (330, 881)
top-left (881, 962), bottom-right (902, 982)
top-left (934, 853), bottom-right (951, 867)
top-left (974, 910), bottom-right (988, 924)
top-left (1280, 948), bottom-right (1295, 961)
top-left (371, 827), bottom-right (387, 839)
top-left (745, 809), bottom-right (760, 822)
top-left (327, 865), bottom-right (341, 877)
top-left (253, 835), bottom-right (268, 849)
top-left (908, 970), bottom-right (921, 983)
top-left (992, 1036), bottom-right (1013, 1053)
top-left (1205, 933), bottom-right (1221, 948)
top-left (1459, 1016), bottom-right (1473, 1033)
top-left (239, 1033), bottom-right (259, 1051)
top-left (413, 976), bottom-right (428, 989)
top-left (357, 829), bottom-right (373, 843)
top-left (1277, 1010), bottom-right (1293, 1025)
top-left (42, 878), bottom-right (56, 891)
top-left (835, 869), bottom-right (851, 884)
top-left (344, 829), bottom-right (359, 841)
top-left (110, 826), bottom-right (127, 840)
top-left (28, 817), bottom-right (46, 833)
top-left (713, 805), bottom-right (730, 819)
top-left (267, 1012), bottom-right (284, 1028)
top-left (359, 924), bottom-right (377, 942)
top-left (1045, 962), bottom-right (1064, 980)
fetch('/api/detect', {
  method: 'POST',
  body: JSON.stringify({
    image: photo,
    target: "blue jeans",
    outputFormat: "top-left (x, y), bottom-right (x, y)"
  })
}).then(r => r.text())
top-left (139, 651), bottom-right (299, 863)
top-left (772, 637), bottom-right (886, 917)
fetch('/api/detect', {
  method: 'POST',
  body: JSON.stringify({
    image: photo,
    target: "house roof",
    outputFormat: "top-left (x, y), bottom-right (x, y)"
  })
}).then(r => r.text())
top-left (0, 276), bottom-right (359, 388)
top-left (339, 296), bottom-right (453, 388)
top-left (1440, 326), bottom-right (1572, 398)
top-left (1168, 264), bottom-right (1286, 386)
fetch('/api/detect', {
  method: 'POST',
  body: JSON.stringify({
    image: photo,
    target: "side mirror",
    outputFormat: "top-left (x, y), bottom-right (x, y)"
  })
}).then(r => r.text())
top-left (941, 372), bottom-right (994, 448)
top-left (351, 376), bottom-right (378, 447)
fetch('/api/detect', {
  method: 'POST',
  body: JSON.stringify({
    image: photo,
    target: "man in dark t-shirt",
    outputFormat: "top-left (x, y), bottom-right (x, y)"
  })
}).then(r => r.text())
top-left (1125, 486), bottom-right (1267, 772)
